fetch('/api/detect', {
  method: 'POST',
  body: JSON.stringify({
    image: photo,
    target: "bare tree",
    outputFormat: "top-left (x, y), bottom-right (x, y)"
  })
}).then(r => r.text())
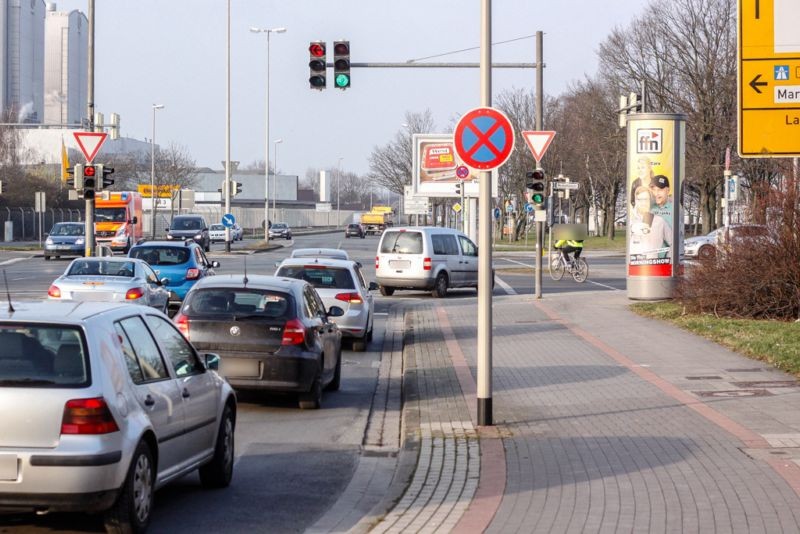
top-left (367, 109), bottom-right (435, 195)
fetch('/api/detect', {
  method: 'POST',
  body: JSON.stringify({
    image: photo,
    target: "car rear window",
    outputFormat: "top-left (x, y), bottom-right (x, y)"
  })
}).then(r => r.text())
top-left (184, 289), bottom-right (294, 319)
top-left (67, 259), bottom-right (136, 277)
top-left (276, 265), bottom-right (356, 290)
top-left (0, 325), bottom-right (89, 387)
top-left (348, 224), bottom-right (360, 229)
top-left (172, 217), bottom-right (204, 230)
top-left (130, 246), bottom-right (190, 266)
top-left (380, 231), bottom-right (423, 254)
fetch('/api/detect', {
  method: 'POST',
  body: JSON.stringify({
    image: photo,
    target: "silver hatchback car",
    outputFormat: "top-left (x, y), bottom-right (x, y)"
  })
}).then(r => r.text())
top-left (0, 301), bottom-right (236, 532)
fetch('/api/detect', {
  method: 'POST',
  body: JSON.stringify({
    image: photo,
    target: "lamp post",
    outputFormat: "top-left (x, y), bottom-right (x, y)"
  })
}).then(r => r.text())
top-left (250, 26), bottom-right (286, 241)
top-left (150, 104), bottom-right (165, 239)
top-left (273, 138), bottom-right (283, 222)
top-left (337, 157), bottom-right (343, 227)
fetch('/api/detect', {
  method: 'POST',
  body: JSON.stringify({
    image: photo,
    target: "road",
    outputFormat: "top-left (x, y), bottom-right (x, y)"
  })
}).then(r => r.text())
top-left (0, 232), bottom-right (626, 532)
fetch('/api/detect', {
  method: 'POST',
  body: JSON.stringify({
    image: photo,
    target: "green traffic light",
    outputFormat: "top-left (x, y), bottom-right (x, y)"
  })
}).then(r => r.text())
top-left (335, 74), bottom-right (350, 88)
top-left (532, 194), bottom-right (544, 204)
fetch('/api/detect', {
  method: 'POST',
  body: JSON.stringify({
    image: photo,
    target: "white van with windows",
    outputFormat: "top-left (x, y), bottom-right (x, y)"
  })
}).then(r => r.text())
top-left (375, 227), bottom-right (483, 298)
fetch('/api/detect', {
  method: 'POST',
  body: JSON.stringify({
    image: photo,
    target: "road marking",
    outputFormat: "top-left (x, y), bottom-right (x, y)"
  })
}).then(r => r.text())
top-left (587, 279), bottom-right (621, 291)
top-left (494, 275), bottom-right (517, 295)
top-left (374, 312), bottom-right (389, 316)
top-left (501, 258), bottom-right (534, 268)
top-left (0, 257), bottom-right (31, 266)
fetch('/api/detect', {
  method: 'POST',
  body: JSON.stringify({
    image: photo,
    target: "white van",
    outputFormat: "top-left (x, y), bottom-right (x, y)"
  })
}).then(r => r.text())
top-left (376, 227), bottom-right (481, 298)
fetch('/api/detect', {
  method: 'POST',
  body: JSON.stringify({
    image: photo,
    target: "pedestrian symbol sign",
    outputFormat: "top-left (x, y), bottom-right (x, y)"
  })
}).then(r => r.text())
top-left (453, 107), bottom-right (515, 171)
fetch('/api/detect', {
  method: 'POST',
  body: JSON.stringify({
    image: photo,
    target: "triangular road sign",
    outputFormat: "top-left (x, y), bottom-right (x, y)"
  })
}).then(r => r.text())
top-left (73, 131), bottom-right (108, 163)
top-left (522, 130), bottom-right (556, 162)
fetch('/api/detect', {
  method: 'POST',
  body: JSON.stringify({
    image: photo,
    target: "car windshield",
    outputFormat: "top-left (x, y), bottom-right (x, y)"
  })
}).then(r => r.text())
top-left (210, 224), bottom-right (224, 231)
top-left (276, 265), bottom-right (355, 290)
top-left (272, 224), bottom-right (287, 229)
top-left (95, 207), bottom-right (128, 223)
top-left (380, 231), bottom-right (423, 254)
top-left (50, 223), bottom-right (84, 236)
top-left (0, 325), bottom-right (88, 387)
top-left (67, 259), bottom-right (137, 277)
top-left (184, 289), bottom-right (294, 319)
top-left (173, 218), bottom-right (203, 230)
top-left (130, 246), bottom-right (190, 266)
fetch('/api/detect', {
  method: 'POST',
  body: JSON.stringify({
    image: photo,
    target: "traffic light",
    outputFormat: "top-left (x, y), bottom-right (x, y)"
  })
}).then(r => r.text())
top-left (333, 40), bottom-right (350, 89)
top-left (83, 164), bottom-right (97, 199)
top-left (526, 169), bottom-right (546, 209)
top-left (309, 41), bottom-right (326, 89)
top-left (68, 164), bottom-right (84, 190)
top-left (454, 182), bottom-right (462, 196)
top-left (101, 165), bottom-right (115, 189)
top-left (230, 180), bottom-right (242, 197)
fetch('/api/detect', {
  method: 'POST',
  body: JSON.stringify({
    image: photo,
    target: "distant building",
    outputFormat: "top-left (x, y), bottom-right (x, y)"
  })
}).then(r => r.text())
top-left (43, 2), bottom-right (87, 125)
top-left (1, 0), bottom-right (47, 122)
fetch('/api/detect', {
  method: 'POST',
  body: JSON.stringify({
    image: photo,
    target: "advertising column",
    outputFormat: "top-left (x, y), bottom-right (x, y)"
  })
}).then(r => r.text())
top-left (626, 113), bottom-right (686, 300)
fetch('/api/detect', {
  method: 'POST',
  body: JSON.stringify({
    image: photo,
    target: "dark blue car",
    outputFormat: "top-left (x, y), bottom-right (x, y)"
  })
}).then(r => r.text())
top-left (44, 222), bottom-right (85, 260)
top-left (128, 240), bottom-right (218, 305)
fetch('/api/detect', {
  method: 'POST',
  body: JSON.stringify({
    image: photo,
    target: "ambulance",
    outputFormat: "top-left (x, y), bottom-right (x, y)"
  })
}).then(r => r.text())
top-left (94, 191), bottom-right (143, 252)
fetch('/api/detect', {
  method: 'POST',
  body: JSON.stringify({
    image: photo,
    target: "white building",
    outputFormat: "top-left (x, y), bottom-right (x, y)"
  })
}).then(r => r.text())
top-left (1, 0), bottom-right (46, 122)
top-left (43, 2), bottom-right (86, 125)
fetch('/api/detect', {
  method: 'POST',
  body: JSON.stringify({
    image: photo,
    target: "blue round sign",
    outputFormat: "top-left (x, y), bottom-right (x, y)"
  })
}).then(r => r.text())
top-left (525, 203), bottom-right (534, 213)
top-left (493, 207), bottom-right (501, 219)
top-left (222, 213), bottom-right (236, 228)
top-left (453, 107), bottom-right (516, 171)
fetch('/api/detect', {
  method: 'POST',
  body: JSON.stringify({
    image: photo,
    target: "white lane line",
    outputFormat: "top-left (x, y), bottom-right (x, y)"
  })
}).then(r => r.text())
top-left (0, 257), bottom-right (31, 266)
top-left (494, 275), bottom-right (517, 295)
top-left (587, 279), bottom-right (621, 291)
top-left (501, 258), bottom-right (535, 268)
top-left (373, 312), bottom-right (389, 316)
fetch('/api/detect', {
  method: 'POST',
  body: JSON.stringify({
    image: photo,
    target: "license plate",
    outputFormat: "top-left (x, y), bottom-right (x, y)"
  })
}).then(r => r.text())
top-left (220, 358), bottom-right (260, 378)
top-left (57, 245), bottom-right (73, 250)
top-left (0, 454), bottom-right (18, 481)
top-left (389, 260), bottom-right (411, 269)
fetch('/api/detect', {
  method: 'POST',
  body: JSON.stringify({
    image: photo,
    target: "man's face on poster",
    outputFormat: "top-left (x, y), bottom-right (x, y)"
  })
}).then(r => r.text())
top-left (651, 185), bottom-right (669, 207)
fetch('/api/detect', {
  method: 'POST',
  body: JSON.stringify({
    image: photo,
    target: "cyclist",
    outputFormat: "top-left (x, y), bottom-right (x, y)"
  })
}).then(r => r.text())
top-left (554, 238), bottom-right (584, 267)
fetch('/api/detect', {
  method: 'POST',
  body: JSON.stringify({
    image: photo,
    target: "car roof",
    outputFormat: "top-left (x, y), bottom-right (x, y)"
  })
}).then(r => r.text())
top-left (191, 274), bottom-right (306, 292)
top-left (173, 214), bottom-right (204, 220)
top-left (290, 248), bottom-right (349, 260)
top-left (0, 300), bottom-right (141, 322)
top-left (382, 226), bottom-right (464, 236)
top-left (278, 257), bottom-right (356, 269)
top-left (132, 240), bottom-right (200, 249)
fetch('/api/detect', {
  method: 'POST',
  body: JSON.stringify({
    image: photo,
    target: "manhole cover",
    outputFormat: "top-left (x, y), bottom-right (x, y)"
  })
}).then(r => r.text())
top-left (734, 381), bottom-right (799, 388)
top-left (694, 389), bottom-right (772, 398)
top-left (685, 376), bottom-right (723, 380)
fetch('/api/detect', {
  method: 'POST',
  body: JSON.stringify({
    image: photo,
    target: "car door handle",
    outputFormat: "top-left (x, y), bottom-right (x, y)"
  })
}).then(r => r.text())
top-left (144, 395), bottom-right (155, 407)
top-left (182, 388), bottom-right (190, 399)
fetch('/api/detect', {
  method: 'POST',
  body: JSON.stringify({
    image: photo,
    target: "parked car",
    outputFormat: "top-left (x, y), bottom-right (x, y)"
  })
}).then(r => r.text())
top-left (683, 229), bottom-right (719, 260)
top-left (345, 223), bottom-right (366, 239)
top-left (48, 257), bottom-right (170, 313)
top-left (129, 240), bottom-right (219, 306)
top-left (275, 256), bottom-right (377, 351)
top-left (209, 224), bottom-right (226, 243)
top-left (43, 222), bottom-right (85, 260)
top-left (0, 301), bottom-right (236, 532)
top-left (174, 275), bottom-right (344, 409)
top-left (376, 227), bottom-right (488, 298)
top-left (268, 222), bottom-right (292, 240)
top-left (166, 214), bottom-right (211, 252)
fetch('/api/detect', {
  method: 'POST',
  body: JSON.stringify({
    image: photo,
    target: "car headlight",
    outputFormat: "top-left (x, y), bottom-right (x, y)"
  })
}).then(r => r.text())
top-left (194, 234), bottom-right (202, 239)
top-left (166, 234), bottom-right (174, 239)
top-left (75, 238), bottom-right (85, 245)
top-left (45, 237), bottom-right (53, 245)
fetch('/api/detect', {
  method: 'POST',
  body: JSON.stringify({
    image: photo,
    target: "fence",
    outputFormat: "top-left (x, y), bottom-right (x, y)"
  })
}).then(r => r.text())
top-left (0, 207), bottom-right (85, 241)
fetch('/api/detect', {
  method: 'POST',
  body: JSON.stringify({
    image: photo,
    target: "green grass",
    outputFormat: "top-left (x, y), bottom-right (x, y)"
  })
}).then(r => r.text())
top-left (631, 302), bottom-right (800, 376)
top-left (494, 234), bottom-right (627, 253)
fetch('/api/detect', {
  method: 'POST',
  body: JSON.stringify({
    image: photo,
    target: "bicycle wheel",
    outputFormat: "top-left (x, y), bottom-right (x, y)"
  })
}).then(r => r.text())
top-left (550, 254), bottom-right (565, 281)
top-left (572, 258), bottom-right (589, 283)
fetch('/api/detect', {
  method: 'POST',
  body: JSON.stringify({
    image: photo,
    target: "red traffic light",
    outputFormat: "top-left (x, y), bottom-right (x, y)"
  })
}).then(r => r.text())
top-left (333, 42), bottom-right (349, 55)
top-left (309, 43), bottom-right (325, 57)
top-left (84, 165), bottom-right (96, 177)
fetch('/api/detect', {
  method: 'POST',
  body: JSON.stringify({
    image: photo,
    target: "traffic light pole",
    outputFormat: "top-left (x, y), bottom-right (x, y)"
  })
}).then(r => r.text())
top-left (534, 31), bottom-right (544, 299)
top-left (224, 0), bottom-right (231, 253)
top-left (84, 0), bottom-right (95, 257)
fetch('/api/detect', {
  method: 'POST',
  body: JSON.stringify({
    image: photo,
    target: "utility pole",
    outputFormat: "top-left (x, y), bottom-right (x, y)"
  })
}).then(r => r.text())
top-left (534, 30), bottom-right (544, 299)
top-left (224, 0), bottom-right (231, 253)
top-left (84, 0), bottom-right (95, 257)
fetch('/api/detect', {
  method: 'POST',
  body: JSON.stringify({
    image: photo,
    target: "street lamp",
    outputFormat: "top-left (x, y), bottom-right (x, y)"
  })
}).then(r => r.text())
top-left (250, 26), bottom-right (286, 240)
top-left (273, 138), bottom-right (283, 222)
top-left (150, 104), bottom-right (165, 239)
top-left (337, 157), bottom-right (343, 227)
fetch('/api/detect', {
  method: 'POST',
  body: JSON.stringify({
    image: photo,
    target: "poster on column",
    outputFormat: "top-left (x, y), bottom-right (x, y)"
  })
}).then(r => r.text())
top-left (627, 120), bottom-right (676, 277)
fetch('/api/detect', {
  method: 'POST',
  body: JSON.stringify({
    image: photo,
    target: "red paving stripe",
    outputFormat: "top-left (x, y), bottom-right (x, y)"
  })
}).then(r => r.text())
top-left (437, 305), bottom-right (506, 533)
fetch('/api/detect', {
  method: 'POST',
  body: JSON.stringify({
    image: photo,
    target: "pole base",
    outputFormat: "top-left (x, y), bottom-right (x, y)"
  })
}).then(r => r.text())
top-left (478, 397), bottom-right (492, 426)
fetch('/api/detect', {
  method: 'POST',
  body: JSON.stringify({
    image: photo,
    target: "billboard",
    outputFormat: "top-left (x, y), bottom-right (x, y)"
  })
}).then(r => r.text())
top-left (412, 134), bottom-right (498, 198)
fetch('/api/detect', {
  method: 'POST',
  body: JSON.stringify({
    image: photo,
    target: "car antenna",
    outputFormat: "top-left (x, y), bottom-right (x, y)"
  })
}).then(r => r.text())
top-left (243, 256), bottom-right (249, 286)
top-left (3, 270), bottom-right (14, 313)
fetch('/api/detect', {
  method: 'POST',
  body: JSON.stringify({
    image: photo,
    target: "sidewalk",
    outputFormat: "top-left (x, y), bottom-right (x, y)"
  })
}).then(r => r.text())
top-left (354, 289), bottom-right (800, 533)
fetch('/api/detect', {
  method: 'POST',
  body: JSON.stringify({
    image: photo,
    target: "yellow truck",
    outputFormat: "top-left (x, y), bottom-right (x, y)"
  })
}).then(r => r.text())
top-left (360, 206), bottom-right (394, 236)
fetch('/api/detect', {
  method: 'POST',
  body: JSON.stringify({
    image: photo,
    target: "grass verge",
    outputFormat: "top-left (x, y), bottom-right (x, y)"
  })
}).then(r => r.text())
top-left (494, 235), bottom-right (626, 253)
top-left (630, 301), bottom-right (800, 376)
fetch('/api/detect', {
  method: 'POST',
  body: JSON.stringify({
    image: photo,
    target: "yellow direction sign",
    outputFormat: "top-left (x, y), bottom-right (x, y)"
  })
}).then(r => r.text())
top-left (739, 0), bottom-right (800, 156)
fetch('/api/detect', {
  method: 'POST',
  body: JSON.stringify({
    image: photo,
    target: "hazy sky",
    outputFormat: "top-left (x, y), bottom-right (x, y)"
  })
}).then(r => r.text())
top-left (52, 0), bottom-right (647, 177)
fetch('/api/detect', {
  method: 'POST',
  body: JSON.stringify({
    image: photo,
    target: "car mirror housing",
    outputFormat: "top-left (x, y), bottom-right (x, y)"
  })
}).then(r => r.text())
top-left (159, 278), bottom-right (169, 286)
top-left (130, 216), bottom-right (138, 224)
top-left (204, 353), bottom-right (221, 371)
top-left (327, 306), bottom-right (345, 317)
top-left (211, 261), bottom-right (220, 268)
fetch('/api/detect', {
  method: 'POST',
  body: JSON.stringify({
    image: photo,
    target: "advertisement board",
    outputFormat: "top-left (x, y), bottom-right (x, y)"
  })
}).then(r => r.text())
top-left (412, 134), bottom-right (498, 198)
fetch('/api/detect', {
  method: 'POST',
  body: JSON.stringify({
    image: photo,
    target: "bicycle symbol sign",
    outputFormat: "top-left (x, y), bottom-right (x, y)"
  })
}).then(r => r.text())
top-left (453, 107), bottom-right (515, 171)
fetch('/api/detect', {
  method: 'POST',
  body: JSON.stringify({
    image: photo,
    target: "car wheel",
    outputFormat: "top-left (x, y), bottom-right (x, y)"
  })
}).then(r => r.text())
top-left (43, 255), bottom-right (50, 261)
top-left (345, 234), bottom-right (350, 239)
top-left (204, 241), bottom-right (210, 252)
top-left (432, 272), bottom-right (449, 298)
top-left (298, 373), bottom-right (322, 410)
top-left (361, 234), bottom-right (365, 239)
top-left (379, 285), bottom-right (395, 296)
top-left (699, 244), bottom-right (715, 260)
top-left (104, 440), bottom-right (154, 534)
top-left (352, 337), bottom-right (367, 352)
top-left (199, 403), bottom-right (235, 488)
top-left (326, 353), bottom-right (342, 391)
top-left (123, 239), bottom-right (131, 254)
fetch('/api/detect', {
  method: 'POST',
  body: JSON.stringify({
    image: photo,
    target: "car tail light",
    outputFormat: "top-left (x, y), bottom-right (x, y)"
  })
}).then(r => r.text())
top-left (335, 292), bottom-right (363, 304)
top-left (186, 268), bottom-right (200, 280)
top-left (61, 397), bottom-right (119, 435)
top-left (48, 285), bottom-right (61, 298)
top-left (375, 256), bottom-right (379, 269)
top-left (281, 318), bottom-right (306, 346)
top-left (423, 257), bottom-right (432, 271)
top-left (174, 313), bottom-right (190, 340)
top-left (125, 287), bottom-right (144, 300)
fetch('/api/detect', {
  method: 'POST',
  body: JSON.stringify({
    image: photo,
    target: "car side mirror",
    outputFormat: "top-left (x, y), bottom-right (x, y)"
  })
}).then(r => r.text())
top-left (368, 282), bottom-right (379, 291)
top-left (211, 261), bottom-right (220, 268)
top-left (159, 277), bottom-right (169, 286)
top-left (204, 353), bottom-right (221, 371)
top-left (130, 217), bottom-right (138, 224)
top-left (327, 305), bottom-right (345, 317)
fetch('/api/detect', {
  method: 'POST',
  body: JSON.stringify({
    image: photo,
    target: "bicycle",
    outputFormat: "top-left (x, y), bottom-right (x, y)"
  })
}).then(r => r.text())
top-left (549, 250), bottom-right (589, 282)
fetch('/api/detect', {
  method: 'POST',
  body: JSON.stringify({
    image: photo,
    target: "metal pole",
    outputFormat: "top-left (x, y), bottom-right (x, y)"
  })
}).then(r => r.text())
top-left (224, 0), bottom-right (231, 253)
top-left (273, 140), bottom-right (282, 222)
top-left (85, 0), bottom-right (95, 257)
top-left (150, 105), bottom-right (163, 238)
top-left (337, 157), bottom-right (343, 227)
top-left (265, 31), bottom-right (271, 242)
top-left (534, 30), bottom-right (544, 299)
top-left (477, 0), bottom-right (492, 427)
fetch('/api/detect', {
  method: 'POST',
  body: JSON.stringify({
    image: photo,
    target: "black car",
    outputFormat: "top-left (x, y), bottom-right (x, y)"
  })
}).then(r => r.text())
top-left (174, 275), bottom-right (344, 409)
top-left (345, 223), bottom-right (365, 239)
top-left (167, 214), bottom-right (211, 251)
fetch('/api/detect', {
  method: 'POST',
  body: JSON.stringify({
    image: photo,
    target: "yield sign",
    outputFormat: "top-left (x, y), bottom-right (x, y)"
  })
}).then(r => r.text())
top-left (453, 107), bottom-right (515, 171)
top-left (522, 130), bottom-right (556, 162)
top-left (73, 131), bottom-right (108, 163)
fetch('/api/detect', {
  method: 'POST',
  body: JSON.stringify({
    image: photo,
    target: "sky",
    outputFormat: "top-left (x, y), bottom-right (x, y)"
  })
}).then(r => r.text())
top-left (52, 0), bottom-right (648, 178)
